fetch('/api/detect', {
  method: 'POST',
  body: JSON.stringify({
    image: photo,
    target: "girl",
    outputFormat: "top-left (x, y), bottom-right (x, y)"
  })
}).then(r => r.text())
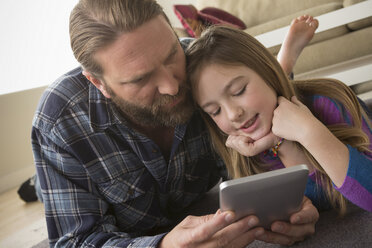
top-left (186, 25), bottom-right (372, 214)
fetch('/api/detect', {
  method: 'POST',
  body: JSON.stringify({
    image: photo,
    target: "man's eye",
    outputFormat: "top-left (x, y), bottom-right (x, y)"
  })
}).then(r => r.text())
top-left (132, 77), bottom-right (144, 83)
top-left (165, 53), bottom-right (176, 65)
top-left (233, 85), bottom-right (246, 96)
top-left (131, 74), bottom-right (150, 84)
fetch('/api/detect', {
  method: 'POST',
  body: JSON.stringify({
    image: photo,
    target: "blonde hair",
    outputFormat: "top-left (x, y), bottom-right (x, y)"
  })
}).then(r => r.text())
top-left (186, 26), bottom-right (372, 215)
top-left (69, 0), bottom-right (169, 79)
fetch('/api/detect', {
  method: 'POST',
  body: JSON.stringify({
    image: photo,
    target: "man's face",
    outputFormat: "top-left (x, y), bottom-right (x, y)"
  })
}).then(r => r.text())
top-left (92, 15), bottom-right (193, 127)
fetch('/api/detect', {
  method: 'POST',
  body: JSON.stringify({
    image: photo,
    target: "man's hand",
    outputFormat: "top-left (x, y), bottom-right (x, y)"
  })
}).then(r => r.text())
top-left (225, 132), bottom-right (280, 157)
top-left (255, 196), bottom-right (319, 245)
top-left (159, 210), bottom-right (264, 248)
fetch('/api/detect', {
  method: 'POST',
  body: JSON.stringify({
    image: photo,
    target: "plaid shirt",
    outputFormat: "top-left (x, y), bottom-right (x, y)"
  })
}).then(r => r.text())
top-left (32, 63), bottom-right (225, 247)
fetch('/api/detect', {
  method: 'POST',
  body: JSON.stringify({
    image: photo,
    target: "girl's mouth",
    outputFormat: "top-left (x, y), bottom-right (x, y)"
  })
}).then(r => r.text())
top-left (240, 114), bottom-right (259, 132)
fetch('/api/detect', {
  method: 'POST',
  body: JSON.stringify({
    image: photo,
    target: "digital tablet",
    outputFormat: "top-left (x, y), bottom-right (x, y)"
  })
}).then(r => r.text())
top-left (219, 164), bottom-right (309, 229)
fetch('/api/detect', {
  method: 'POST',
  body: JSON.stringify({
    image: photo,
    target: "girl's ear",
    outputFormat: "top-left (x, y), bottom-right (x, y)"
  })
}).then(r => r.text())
top-left (82, 71), bottom-right (111, 98)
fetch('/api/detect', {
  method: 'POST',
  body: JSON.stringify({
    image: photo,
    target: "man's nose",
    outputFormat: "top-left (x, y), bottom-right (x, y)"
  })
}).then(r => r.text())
top-left (156, 66), bottom-right (179, 96)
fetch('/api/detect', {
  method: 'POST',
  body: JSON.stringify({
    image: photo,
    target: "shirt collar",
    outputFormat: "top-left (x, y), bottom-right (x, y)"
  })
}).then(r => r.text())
top-left (88, 83), bottom-right (122, 131)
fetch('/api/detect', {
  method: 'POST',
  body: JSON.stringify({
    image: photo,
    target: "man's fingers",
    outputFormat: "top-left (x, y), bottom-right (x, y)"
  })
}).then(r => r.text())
top-left (163, 212), bottom-right (265, 248)
top-left (255, 197), bottom-right (318, 246)
top-left (259, 197), bottom-right (317, 245)
top-left (210, 215), bottom-right (261, 247)
top-left (290, 197), bottom-right (319, 225)
top-left (189, 211), bottom-right (235, 242)
top-left (270, 220), bottom-right (315, 240)
top-left (188, 213), bottom-right (262, 248)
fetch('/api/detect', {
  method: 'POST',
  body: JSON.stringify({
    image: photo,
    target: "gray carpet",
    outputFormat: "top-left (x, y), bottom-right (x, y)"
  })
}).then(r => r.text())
top-left (250, 203), bottom-right (372, 248)
top-left (32, 188), bottom-right (372, 248)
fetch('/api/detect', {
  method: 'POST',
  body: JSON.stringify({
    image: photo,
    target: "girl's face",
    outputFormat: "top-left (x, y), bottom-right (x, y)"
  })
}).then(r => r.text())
top-left (194, 63), bottom-right (277, 141)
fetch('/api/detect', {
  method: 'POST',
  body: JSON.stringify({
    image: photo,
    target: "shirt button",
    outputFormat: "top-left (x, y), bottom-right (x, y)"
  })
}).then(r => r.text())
top-left (128, 188), bottom-right (134, 196)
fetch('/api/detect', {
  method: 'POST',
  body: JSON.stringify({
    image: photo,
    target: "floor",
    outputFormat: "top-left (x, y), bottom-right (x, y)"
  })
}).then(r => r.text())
top-left (0, 187), bottom-right (47, 248)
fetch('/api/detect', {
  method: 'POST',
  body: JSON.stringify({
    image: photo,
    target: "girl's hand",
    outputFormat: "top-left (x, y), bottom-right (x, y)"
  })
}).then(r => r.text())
top-left (226, 132), bottom-right (280, 157)
top-left (272, 96), bottom-right (317, 143)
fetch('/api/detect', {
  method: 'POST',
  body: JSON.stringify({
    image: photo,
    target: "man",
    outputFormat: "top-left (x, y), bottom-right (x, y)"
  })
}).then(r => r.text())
top-left (32, 0), bottom-right (318, 247)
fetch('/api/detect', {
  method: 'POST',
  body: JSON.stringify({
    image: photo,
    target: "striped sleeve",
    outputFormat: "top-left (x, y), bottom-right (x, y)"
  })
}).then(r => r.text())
top-left (334, 145), bottom-right (372, 211)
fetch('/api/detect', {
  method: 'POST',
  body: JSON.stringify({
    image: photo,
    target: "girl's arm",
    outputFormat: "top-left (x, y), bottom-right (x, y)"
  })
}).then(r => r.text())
top-left (299, 117), bottom-right (349, 187)
top-left (273, 96), bottom-right (372, 212)
top-left (273, 96), bottom-right (349, 187)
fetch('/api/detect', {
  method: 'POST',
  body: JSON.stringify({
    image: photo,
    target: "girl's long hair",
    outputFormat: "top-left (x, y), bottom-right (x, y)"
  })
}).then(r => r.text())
top-left (186, 25), bottom-right (371, 215)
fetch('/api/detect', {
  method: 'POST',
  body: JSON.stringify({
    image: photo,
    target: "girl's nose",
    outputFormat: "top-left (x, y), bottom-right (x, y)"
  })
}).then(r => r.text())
top-left (227, 106), bottom-right (244, 122)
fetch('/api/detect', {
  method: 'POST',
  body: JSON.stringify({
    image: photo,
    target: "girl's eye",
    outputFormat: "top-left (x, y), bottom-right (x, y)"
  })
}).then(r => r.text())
top-left (233, 85), bottom-right (246, 96)
top-left (210, 108), bottom-right (221, 117)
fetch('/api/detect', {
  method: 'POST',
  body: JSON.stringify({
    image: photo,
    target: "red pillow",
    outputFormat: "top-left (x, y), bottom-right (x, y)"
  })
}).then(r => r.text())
top-left (174, 5), bottom-right (246, 37)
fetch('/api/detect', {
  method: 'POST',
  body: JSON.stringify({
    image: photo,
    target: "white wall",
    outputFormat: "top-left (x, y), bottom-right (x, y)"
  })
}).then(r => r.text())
top-left (0, 0), bottom-right (196, 193)
top-left (0, 0), bottom-right (195, 96)
top-left (0, 0), bottom-right (79, 95)
top-left (0, 86), bottom-right (46, 193)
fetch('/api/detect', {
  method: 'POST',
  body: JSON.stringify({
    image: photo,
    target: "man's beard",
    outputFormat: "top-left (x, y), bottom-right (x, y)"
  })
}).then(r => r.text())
top-left (105, 84), bottom-right (195, 127)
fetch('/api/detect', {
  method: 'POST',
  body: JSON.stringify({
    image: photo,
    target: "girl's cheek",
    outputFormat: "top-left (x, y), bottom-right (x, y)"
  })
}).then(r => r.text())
top-left (214, 119), bottom-right (224, 131)
top-left (217, 122), bottom-right (232, 135)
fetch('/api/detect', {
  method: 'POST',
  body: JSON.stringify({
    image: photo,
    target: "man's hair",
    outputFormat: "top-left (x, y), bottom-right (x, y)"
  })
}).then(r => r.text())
top-left (70, 0), bottom-right (170, 79)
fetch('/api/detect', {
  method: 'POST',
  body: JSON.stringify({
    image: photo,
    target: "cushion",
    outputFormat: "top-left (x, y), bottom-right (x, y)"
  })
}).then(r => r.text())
top-left (173, 5), bottom-right (203, 37)
top-left (352, 80), bottom-right (372, 95)
top-left (344, 0), bottom-right (372, 31)
top-left (173, 4), bottom-right (246, 37)
top-left (294, 26), bottom-right (372, 74)
top-left (196, 0), bottom-right (343, 29)
top-left (199, 7), bottom-right (246, 29)
top-left (244, 2), bottom-right (347, 55)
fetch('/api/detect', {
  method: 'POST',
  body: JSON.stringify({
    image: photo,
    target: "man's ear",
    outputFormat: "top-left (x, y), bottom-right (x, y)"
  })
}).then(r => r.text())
top-left (82, 71), bottom-right (111, 98)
